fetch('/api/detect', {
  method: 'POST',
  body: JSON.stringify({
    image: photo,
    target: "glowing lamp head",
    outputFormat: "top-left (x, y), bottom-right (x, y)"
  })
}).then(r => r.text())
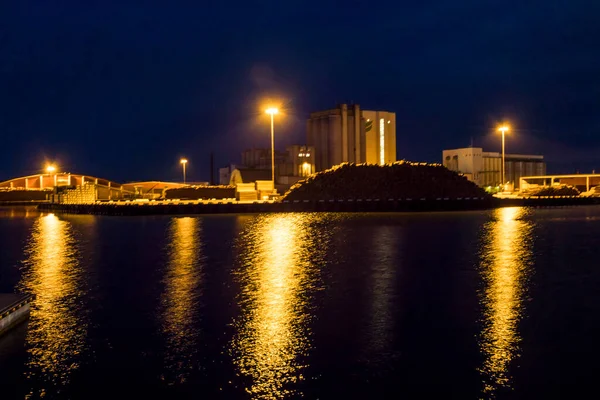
top-left (498, 125), bottom-right (510, 134)
top-left (265, 107), bottom-right (279, 116)
top-left (180, 158), bottom-right (188, 165)
top-left (45, 165), bottom-right (56, 173)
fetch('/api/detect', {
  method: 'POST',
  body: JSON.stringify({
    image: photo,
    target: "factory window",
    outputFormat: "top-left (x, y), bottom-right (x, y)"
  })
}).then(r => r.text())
top-left (380, 118), bottom-right (385, 165)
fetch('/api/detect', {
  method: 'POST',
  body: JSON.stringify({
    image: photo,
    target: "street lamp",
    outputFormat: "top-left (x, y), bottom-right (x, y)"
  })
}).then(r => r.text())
top-left (180, 158), bottom-right (188, 184)
top-left (497, 125), bottom-right (510, 188)
top-left (265, 107), bottom-right (279, 193)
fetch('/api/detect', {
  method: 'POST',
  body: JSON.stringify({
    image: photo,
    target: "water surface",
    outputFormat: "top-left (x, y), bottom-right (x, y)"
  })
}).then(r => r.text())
top-left (1, 206), bottom-right (600, 398)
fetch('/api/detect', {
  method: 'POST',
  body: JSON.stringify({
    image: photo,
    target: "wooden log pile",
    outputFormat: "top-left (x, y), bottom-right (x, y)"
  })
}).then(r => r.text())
top-left (282, 162), bottom-right (487, 201)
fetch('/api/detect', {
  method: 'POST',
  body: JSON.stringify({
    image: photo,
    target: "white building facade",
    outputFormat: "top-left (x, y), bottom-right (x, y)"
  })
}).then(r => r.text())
top-left (443, 147), bottom-right (546, 189)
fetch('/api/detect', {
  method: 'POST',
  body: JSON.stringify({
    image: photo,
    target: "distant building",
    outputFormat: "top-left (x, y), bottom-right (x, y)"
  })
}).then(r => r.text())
top-left (241, 148), bottom-right (287, 169)
top-left (122, 181), bottom-right (191, 199)
top-left (281, 145), bottom-right (315, 178)
top-left (222, 145), bottom-right (315, 182)
top-left (228, 168), bottom-right (272, 186)
top-left (218, 164), bottom-right (237, 185)
top-left (306, 104), bottom-right (396, 171)
top-left (442, 147), bottom-right (546, 188)
top-left (520, 173), bottom-right (600, 193)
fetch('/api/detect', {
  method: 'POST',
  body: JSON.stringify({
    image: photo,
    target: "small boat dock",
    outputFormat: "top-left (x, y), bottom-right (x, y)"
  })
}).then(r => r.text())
top-left (0, 294), bottom-right (35, 337)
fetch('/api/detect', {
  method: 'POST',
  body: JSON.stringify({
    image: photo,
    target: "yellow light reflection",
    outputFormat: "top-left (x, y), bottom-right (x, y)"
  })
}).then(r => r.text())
top-left (365, 225), bottom-right (398, 357)
top-left (160, 217), bottom-right (203, 384)
top-left (18, 213), bottom-right (86, 396)
top-left (231, 214), bottom-right (326, 399)
top-left (478, 207), bottom-right (532, 396)
top-left (1, 206), bottom-right (37, 219)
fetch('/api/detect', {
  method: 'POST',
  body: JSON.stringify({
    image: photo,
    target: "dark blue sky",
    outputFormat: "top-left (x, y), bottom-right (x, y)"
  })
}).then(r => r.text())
top-left (1, 0), bottom-right (599, 182)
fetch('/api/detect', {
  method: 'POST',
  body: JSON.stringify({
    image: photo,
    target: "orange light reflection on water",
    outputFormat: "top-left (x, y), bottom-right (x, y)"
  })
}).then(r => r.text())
top-left (365, 225), bottom-right (398, 357)
top-left (231, 213), bottom-right (328, 399)
top-left (160, 217), bottom-right (203, 384)
top-left (479, 207), bottom-right (533, 396)
top-left (19, 213), bottom-right (87, 398)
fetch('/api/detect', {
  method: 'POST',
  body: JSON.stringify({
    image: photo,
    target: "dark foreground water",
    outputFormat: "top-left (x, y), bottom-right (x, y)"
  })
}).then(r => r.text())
top-left (1, 206), bottom-right (600, 399)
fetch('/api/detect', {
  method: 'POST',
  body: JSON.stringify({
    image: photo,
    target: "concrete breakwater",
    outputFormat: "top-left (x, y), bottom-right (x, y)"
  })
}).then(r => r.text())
top-left (0, 200), bottom-right (49, 206)
top-left (36, 196), bottom-right (599, 216)
top-left (0, 294), bottom-right (35, 337)
top-left (38, 197), bottom-right (492, 215)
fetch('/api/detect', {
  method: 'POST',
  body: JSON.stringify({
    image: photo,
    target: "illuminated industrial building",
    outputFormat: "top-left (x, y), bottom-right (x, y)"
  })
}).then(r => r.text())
top-left (0, 173), bottom-right (126, 202)
top-left (220, 145), bottom-right (315, 185)
top-left (306, 104), bottom-right (396, 172)
top-left (442, 147), bottom-right (546, 189)
top-left (0, 173), bottom-right (193, 202)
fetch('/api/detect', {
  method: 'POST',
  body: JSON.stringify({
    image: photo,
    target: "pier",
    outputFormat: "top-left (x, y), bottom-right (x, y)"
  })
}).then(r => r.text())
top-left (35, 196), bottom-right (600, 216)
top-left (0, 294), bottom-right (35, 337)
top-left (37, 197), bottom-right (492, 215)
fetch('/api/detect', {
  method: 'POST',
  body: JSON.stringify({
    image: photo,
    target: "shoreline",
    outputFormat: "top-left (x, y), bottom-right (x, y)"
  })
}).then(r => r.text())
top-left (32, 196), bottom-right (600, 216)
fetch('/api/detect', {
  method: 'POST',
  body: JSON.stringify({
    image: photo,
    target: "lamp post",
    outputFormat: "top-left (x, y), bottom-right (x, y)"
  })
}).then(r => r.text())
top-left (265, 107), bottom-right (279, 193)
top-left (498, 125), bottom-right (509, 188)
top-left (180, 158), bottom-right (188, 184)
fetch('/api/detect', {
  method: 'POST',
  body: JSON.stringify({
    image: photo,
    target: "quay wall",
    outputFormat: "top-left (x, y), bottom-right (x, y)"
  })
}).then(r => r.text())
top-left (39, 198), bottom-right (494, 215)
top-left (0, 304), bottom-right (30, 336)
top-left (0, 295), bottom-right (35, 337)
top-left (0, 191), bottom-right (49, 202)
top-left (37, 196), bottom-right (600, 216)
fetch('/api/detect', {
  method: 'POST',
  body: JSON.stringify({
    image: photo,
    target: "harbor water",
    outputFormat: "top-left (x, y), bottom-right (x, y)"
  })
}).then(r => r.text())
top-left (1, 206), bottom-right (600, 398)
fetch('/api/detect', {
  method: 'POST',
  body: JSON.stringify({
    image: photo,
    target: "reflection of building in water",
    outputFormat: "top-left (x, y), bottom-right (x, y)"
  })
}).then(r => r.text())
top-left (230, 214), bottom-right (327, 399)
top-left (478, 207), bottom-right (533, 396)
top-left (18, 213), bottom-right (87, 396)
top-left (160, 217), bottom-right (203, 384)
top-left (365, 225), bottom-right (399, 357)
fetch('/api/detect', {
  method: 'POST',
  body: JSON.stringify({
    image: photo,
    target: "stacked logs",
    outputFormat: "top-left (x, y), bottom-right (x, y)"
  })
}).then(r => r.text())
top-left (283, 162), bottom-right (487, 201)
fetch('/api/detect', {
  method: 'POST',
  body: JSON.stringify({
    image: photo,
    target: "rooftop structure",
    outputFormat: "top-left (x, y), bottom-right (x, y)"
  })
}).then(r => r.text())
top-left (0, 173), bottom-right (199, 202)
top-left (0, 172), bottom-right (122, 191)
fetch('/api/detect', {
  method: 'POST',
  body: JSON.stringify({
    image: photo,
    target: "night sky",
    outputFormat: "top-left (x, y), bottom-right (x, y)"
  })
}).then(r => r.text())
top-left (1, 0), bottom-right (599, 182)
